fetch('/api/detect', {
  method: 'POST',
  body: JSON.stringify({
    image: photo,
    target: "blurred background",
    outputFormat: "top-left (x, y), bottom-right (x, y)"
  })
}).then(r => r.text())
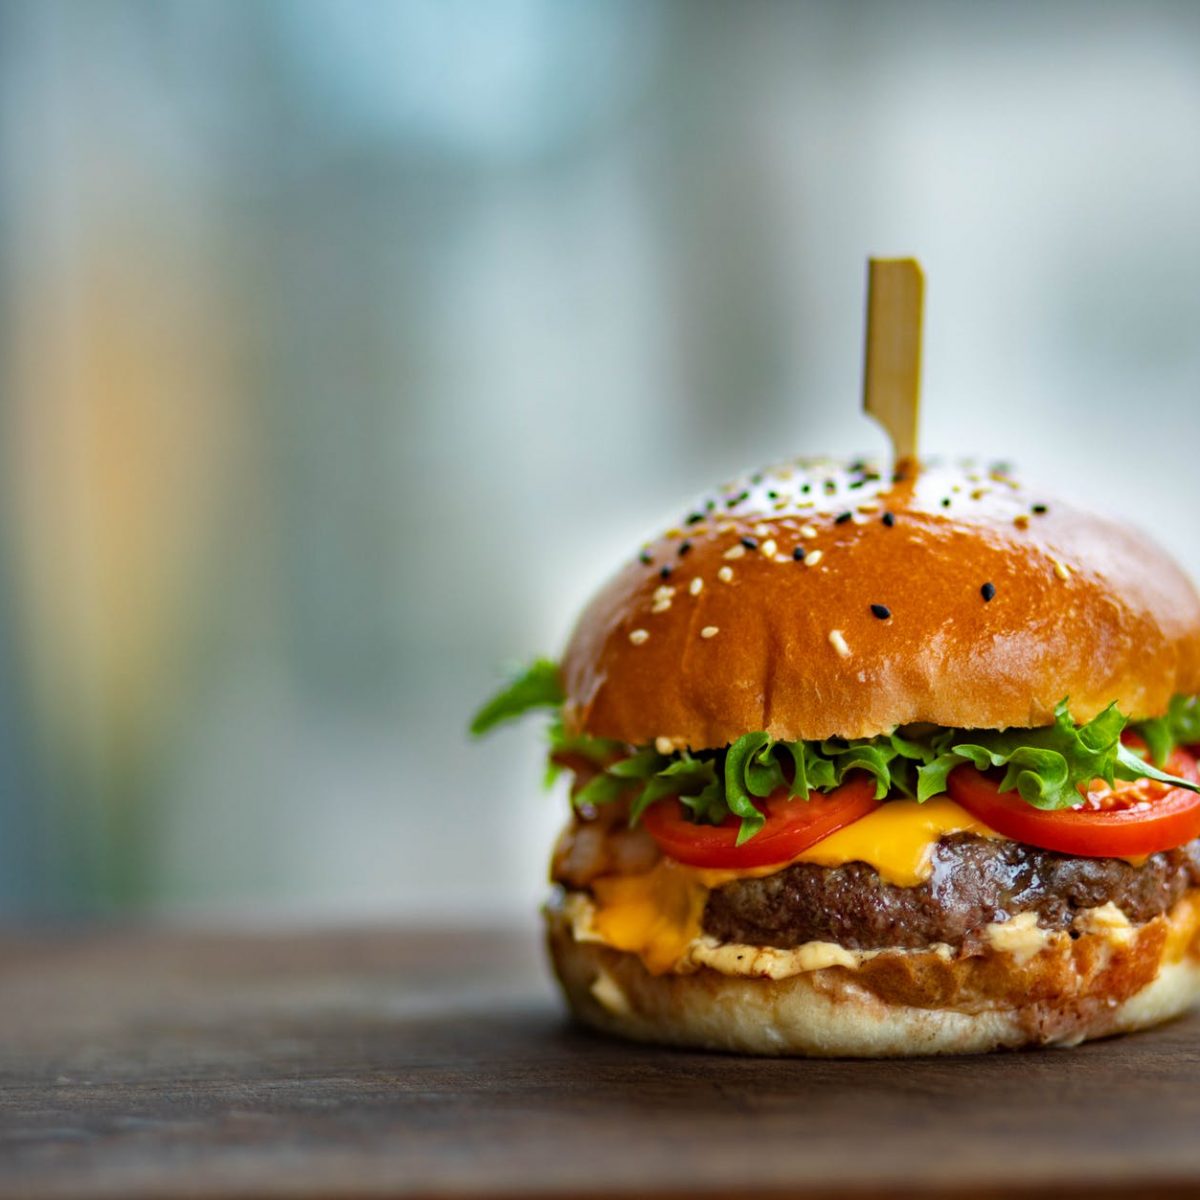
top-left (0, 0), bottom-right (1198, 922)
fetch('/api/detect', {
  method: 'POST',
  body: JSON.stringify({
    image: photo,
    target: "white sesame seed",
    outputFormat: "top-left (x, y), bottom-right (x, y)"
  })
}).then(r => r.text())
top-left (1052, 558), bottom-right (1071, 581)
top-left (700, 626), bottom-right (719, 639)
top-left (651, 600), bottom-right (672, 614)
top-left (856, 502), bottom-right (879, 513)
top-left (689, 577), bottom-right (703, 595)
top-left (718, 566), bottom-right (734, 583)
top-left (773, 501), bottom-right (788, 511)
top-left (724, 544), bottom-right (746, 560)
top-left (753, 523), bottom-right (770, 538)
top-left (828, 629), bottom-right (850, 658)
top-left (629, 629), bottom-right (649, 645)
top-left (800, 526), bottom-right (818, 539)
top-left (805, 549), bottom-right (824, 566)
top-left (717, 521), bottom-right (736, 533)
top-left (774, 554), bottom-right (790, 564)
top-left (655, 736), bottom-right (674, 756)
top-left (653, 584), bottom-right (676, 603)
top-left (761, 538), bottom-right (777, 557)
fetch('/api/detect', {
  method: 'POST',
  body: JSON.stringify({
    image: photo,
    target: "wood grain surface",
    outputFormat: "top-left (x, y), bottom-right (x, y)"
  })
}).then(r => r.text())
top-left (2, 924), bottom-right (1200, 1200)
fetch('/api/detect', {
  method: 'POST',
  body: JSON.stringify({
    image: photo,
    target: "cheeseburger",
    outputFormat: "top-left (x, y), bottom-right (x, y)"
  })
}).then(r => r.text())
top-left (472, 457), bottom-right (1200, 1055)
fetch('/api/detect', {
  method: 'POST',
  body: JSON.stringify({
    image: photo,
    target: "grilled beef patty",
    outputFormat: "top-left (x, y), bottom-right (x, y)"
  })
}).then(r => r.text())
top-left (702, 834), bottom-right (1200, 951)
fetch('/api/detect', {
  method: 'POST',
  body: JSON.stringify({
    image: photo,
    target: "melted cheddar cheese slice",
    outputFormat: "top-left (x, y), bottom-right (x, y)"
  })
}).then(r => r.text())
top-left (588, 798), bottom-right (993, 975)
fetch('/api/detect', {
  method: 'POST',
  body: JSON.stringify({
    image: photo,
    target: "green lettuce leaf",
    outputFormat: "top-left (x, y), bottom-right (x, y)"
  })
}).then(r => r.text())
top-left (723, 734), bottom-right (777, 843)
top-left (1135, 694), bottom-right (1200, 766)
top-left (473, 659), bottom-right (620, 791)
top-left (561, 698), bottom-right (1200, 843)
top-left (577, 731), bottom-right (931, 844)
top-left (572, 771), bottom-right (630, 809)
top-left (916, 699), bottom-right (1200, 810)
top-left (471, 664), bottom-right (1200, 843)
top-left (543, 715), bottom-right (627, 787)
top-left (470, 659), bottom-right (564, 736)
top-left (663, 757), bottom-right (723, 825)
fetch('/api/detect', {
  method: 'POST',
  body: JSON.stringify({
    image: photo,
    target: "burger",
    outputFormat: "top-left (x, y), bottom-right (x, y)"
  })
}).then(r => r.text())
top-left (472, 457), bottom-right (1200, 1056)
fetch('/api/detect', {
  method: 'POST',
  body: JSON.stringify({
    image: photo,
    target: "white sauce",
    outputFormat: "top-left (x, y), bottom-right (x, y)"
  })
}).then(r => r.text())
top-left (559, 890), bottom-right (1142, 981)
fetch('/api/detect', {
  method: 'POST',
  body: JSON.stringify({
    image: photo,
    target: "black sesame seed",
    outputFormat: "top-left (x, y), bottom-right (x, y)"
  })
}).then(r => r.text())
top-left (750, 473), bottom-right (763, 484)
top-left (1031, 503), bottom-right (1048, 515)
top-left (848, 479), bottom-right (865, 490)
top-left (824, 480), bottom-right (837, 494)
top-left (849, 460), bottom-right (865, 473)
top-left (881, 512), bottom-right (896, 527)
top-left (767, 489), bottom-right (778, 500)
top-left (659, 565), bottom-right (673, 580)
top-left (639, 551), bottom-right (653, 565)
top-left (705, 499), bottom-right (716, 511)
top-left (685, 512), bottom-right (705, 525)
top-left (864, 471), bottom-right (881, 482)
top-left (801, 483), bottom-right (812, 494)
top-left (740, 536), bottom-right (758, 550)
top-left (678, 540), bottom-right (692, 557)
top-left (792, 545), bottom-right (806, 561)
top-left (981, 582), bottom-right (996, 602)
top-left (870, 604), bottom-right (891, 620)
top-left (940, 497), bottom-right (951, 508)
top-left (835, 511), bottom-right (853, 525)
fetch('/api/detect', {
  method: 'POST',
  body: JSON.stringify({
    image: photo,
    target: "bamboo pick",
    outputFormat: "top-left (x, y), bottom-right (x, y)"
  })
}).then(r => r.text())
top-left (862, 257), bottom-right (924, 467)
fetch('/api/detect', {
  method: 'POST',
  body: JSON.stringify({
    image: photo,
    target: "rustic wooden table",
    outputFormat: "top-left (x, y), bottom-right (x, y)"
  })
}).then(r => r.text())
top-left (2, 925), bottom-right (1199, 1199)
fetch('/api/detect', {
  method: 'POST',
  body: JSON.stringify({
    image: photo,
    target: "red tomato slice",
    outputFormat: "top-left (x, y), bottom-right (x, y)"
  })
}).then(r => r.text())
top-left (948, 744), bottom-right (1200, 858)
top-left (640, 773), bottom-right (881, 869)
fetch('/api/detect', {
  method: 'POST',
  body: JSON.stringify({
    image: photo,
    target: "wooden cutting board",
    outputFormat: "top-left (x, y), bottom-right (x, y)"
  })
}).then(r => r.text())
top-left (2, 925), bottom-right (1199, 1199)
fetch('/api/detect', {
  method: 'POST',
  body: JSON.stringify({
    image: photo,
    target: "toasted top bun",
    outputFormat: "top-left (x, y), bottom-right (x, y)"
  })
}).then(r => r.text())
top-left (561, 459), bottom-right (1200, 747)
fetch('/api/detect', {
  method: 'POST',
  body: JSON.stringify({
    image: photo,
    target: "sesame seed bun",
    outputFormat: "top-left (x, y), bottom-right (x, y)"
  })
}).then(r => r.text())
top-left (546, 888), bottom-right (1200, 1057)
top-left (561, 460), bottom-right (1200, 747)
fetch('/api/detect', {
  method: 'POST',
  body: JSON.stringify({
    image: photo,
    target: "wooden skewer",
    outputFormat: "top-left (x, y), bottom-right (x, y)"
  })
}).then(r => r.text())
top-left (862, 257), bottom-right (925, 467)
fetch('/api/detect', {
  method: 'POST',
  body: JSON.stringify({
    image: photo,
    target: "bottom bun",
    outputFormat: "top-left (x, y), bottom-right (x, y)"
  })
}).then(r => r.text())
top-left (545, 889), bottom-right (1200, 1057)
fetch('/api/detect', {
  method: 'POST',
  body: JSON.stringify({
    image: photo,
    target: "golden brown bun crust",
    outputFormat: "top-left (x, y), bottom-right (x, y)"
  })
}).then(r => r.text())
top-left (546, 891), bottom-right (1200, 1057)
top-left (561, 460), bottom-right (1200, 746)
